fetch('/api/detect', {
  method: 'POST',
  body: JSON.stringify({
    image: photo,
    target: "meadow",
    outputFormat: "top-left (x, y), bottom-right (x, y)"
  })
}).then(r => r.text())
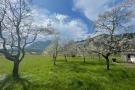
top-left (0, 55), bottom-right (135, 90)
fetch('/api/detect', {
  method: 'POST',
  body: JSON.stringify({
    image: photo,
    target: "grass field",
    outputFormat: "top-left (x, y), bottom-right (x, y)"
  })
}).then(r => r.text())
top-left (0, 55), bottom-right (135, 90)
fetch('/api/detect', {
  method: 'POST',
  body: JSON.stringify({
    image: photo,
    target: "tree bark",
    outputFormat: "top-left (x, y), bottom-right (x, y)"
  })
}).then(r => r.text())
top-left (102, 53), bottom-right (110, 70)
top-left (12, 61), bottom-right (20, 80)
top-left (105, 56), bottom-right (110, 70)
top-left (64, 55), bottom-right (67, 62)
top-left (53, 56), bottom-right (56, 65)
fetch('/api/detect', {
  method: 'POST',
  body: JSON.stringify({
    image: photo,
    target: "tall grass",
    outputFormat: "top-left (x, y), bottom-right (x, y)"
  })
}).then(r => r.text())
top-left (0, 55), bottom-right (135, 90)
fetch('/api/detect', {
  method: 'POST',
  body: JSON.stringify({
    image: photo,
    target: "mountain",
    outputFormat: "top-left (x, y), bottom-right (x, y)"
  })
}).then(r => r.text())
top-left (26, 40), bottom-right (51, 54)
top-left (86, 33), bottom-right (135, 41)
top-left (74, 33), bottom-right (135, 48)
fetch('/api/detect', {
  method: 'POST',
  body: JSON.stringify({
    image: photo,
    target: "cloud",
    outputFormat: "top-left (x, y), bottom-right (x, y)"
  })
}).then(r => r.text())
top-left (52, 15), bottom-right (89, 41)
top-left (31, 6), bottom-right (89, 41)
top-left (73, 0), bottom-right (135, 34)
top-left (73, 0), bottom-right (117, 21)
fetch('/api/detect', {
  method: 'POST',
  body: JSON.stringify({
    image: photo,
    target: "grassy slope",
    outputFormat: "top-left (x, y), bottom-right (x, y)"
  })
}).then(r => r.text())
top-left (0, 55), bottom-right (135, 90)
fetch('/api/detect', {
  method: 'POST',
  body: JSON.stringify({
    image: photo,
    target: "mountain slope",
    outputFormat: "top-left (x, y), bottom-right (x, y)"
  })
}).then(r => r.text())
top-left (26, 40), bottom-right (51, 54)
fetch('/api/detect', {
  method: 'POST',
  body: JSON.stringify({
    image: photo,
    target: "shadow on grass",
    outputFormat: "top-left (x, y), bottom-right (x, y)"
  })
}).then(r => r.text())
top-left (0, 75), bottom-right (49, 90)
top-left (0, 75), bottom-right (33, 90)
top-left (0, 74), bottom-right (105, 90)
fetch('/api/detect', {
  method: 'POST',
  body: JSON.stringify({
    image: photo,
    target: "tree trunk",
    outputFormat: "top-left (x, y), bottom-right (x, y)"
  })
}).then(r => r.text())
top-left (13, 61), bottom-right (20, 80)
top-left (102, 53), bottom-right (110, 70)
top-left (64, 55), bottom-right (67, 62)
top-left (53, 56), bottom-right (56, 65)
top-left (105, 56), bottom-right (110, 70)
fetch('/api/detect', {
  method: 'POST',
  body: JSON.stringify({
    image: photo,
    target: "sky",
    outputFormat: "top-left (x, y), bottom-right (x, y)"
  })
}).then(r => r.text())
top-left (30, 0), bottom-right (128, 41)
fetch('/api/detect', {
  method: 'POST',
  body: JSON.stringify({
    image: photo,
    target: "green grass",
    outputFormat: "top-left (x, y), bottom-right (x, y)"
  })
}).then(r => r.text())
top-left (0, 55), bottom-right (135, 90)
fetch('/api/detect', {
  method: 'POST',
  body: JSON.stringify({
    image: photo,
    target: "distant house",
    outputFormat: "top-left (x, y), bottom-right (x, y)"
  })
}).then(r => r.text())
top-left (121, 50), bottom-right (135, 63)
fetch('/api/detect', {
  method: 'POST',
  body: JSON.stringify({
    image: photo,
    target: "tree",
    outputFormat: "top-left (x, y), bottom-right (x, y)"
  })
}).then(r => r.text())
top-left (86, 37), bottom-right (102, 61)
top-left (44, 24), bottom-right (60, 65)
top-left (94, 1), bottom-right (134, 70)
top-left (0, 0), bottom-right (38, 80)
top-left (52, 36), bottom-right (59, 65)
top-left (77, 43), bottom-right (87, 63)
top-left (68, 41), bottom-right (78, 57)
top-left (44, 38), bottom-right (60, 65)
top-left (60, 41), bottom-right (69, 62)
